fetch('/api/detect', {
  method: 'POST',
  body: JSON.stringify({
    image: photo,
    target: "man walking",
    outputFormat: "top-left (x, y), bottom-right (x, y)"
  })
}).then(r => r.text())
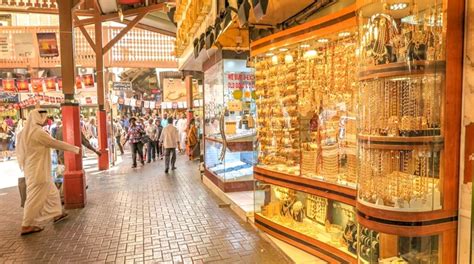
top-left (159, 117), bottom-right (180, 173)
top-left (145, 119), bottom-right (158, 163)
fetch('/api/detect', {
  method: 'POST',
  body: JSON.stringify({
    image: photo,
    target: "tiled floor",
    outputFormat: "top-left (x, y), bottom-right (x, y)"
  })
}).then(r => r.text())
top-left (0, 154), bottom-right (288, 263)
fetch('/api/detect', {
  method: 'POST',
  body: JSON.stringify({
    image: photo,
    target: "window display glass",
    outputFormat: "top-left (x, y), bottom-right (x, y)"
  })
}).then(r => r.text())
top-left (255, 183), bottom-right (357, 258)
top-left (357, 0), bottom-right (445, 212)
top-left (204, 59), bottom-right (256, 183)
top-left (255, 28), bottom-right (358, 187)
top-left (357, 224), bottom-right (440, 263)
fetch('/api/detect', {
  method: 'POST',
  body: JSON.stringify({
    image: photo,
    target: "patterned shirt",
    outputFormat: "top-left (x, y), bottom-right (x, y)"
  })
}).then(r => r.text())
top-left (127, 125), bottom-right (144, 144)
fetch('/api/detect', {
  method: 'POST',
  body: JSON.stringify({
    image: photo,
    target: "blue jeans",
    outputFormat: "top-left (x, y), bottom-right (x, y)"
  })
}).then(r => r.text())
top-left (147, 141), bottom-right (156, 162)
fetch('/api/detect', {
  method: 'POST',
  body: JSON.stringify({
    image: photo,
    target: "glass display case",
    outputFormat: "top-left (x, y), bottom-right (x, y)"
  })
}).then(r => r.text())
top-left (204, 59), bottom-right (257, 190)
top-left (255, 183), bottom-right (357, 260)
top-left (357, 225), bottom-right (439, 264)
top-left (356, 0), bottom-right (445, 212)
top-left (254, 28), bottom-right (358, 188)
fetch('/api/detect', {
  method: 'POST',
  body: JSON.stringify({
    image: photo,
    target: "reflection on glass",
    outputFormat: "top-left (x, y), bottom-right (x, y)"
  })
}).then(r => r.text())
top-left (256, 183), bottom-right (357, 257)
top-left (357, 0), bottom-right (446, 211)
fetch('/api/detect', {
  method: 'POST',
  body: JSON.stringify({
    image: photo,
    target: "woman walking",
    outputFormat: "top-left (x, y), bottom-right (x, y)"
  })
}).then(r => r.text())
top-left (16, 109), bottom-right (80, 235)
top-left (186, 119), bottom-right (199, 160)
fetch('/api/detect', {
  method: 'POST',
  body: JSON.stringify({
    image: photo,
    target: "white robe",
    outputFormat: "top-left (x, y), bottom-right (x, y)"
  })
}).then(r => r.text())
top-left (17, 109), bottom-right (80, 227)
top-left (176, 118), bottom-right (187, 150)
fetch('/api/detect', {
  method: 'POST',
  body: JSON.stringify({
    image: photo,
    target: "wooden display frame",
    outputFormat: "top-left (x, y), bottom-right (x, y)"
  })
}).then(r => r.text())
top-left (255, 214), bottom-right (357, 264)
top-left (250, 0), bottom-right (464, 262)
top-left (203, 168), bottom-right (254, 193)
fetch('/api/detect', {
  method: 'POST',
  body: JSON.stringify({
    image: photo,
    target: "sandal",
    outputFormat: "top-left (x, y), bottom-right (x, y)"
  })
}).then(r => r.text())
top-left (21, 226), bottom-right (43, 236)
top-left (53, 213), bottom-right (69, 224)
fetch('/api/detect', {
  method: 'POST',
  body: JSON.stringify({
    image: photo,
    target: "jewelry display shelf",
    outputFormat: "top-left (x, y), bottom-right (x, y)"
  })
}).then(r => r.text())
top-left (358, 60), bottom-right (446, 81)
top-left (255, 214), bottom-right (357, 264)
top-left (254, 166), bottom-right (357, 206)
top-left (357, 135), bottom-right (444, 151)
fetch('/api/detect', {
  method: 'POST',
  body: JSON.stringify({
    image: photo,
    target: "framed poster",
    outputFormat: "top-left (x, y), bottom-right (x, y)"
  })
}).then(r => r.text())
top-left (14, 33), bottom-right (34, 58)
top-left (36, 32), bottom-right (59, 57)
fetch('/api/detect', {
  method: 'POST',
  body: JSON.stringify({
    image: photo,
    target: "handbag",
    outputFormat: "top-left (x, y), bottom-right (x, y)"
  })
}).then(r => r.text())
top-left (141, 135), bottom-right (151, 144)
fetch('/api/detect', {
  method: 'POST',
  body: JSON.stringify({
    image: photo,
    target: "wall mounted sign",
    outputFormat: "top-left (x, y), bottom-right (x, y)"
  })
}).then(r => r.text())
top-left (163, 78), bottom-right (186, 102)
top-left (37, 32), bottom-right (59, 57)
top-left (14, 33), bottom-right (34, 58)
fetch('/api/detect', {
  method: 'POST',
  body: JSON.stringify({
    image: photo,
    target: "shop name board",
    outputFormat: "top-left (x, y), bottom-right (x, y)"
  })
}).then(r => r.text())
top-left (113, 82), bottom-right (132, 91)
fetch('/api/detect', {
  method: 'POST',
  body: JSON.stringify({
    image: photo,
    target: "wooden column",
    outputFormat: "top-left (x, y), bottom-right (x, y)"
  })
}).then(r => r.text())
top-left (185, 75), bottom-right (193, 122)
top-left (95, 9), bottom-right (110, 170)
top-left (58, 0), bottom-right (86, 209)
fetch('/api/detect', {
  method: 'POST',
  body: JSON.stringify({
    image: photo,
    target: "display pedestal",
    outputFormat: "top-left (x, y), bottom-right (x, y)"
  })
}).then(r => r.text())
top-left (204, 168), bottom-right (254, 193)
top-left (61, 103), bottom-right (86, 209)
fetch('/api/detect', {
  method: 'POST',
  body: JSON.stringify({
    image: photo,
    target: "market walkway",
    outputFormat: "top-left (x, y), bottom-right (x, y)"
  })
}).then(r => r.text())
top-left (0, 155), bottom-right (287, 263)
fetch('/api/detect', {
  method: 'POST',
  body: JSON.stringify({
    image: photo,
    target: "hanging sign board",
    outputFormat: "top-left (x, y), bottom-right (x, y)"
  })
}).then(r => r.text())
top-left (113, 81), bottom-right (132, 91)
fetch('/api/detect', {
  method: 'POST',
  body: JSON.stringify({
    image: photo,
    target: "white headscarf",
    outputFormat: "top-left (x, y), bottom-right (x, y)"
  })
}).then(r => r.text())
top-left (16, 109), bottom-right (48, 171)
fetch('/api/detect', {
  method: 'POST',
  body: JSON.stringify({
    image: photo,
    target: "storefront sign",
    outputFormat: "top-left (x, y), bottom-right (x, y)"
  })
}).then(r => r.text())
top-left (1, 78), bottom-right (15, 92)
top-left (163, 78), bottom-right (186, 102)
top-left (31, 78), bottom-right (44, 93)
top-left (113, 81), bottom-right (132, 91)
top-left (37, 32), bottom-right (59, 57)
top-left (226, 72), bottom-right (254, 89)
top-left (16, 79), bottom-right (29, 93)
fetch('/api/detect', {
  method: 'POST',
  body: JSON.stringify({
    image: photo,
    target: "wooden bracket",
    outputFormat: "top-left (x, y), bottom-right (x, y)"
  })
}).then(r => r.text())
top-left (103, 12), bottom-right (147, 54)
top-left (74, 15), bottom-right (96, 50)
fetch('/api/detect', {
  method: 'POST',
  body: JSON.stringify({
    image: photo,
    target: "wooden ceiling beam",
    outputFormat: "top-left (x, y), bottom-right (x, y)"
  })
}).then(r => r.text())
top-left (103, 11), bottom-right (147, 54)
top-left (0, 7), bottom-right (94, 16)
top-left (121, 20), bottom-right (176, 37)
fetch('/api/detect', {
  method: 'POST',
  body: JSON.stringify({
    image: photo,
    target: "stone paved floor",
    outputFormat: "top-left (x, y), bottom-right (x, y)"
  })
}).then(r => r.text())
top-left (0, 154), bottom-right (288, 263)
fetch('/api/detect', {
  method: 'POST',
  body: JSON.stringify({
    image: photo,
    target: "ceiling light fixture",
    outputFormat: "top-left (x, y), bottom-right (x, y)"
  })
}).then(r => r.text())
top-left (300, 44), bottom-right (310, 48)
top-left (279, 48), bottom-right (288, 52)
top-left (266, 52), bottom-right (274, 57)
top-left (318, 38), bottom-right (329, 43)
top-left (390, 3), bottom-right (408, 11)
top-left (338, 32), bottom-right (351, 37)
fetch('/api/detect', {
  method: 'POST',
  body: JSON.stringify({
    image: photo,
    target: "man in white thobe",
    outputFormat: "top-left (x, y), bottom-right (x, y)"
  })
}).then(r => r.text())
top-left (17, 109), bottom-right (80, 235)
top-left (176, 114), bottom-right (187, 154)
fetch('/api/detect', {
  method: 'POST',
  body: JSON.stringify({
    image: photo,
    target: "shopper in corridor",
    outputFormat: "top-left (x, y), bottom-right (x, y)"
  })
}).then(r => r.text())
top-left (16, 109), bottom-right (80, 235)
top-left (159, 117), bottom-right (180, 173)
top-left (124, 117), bottom-right (145, 168)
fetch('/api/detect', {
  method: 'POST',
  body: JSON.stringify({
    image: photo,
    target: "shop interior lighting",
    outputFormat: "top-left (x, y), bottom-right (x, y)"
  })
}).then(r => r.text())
top-left (271, 55), bottom-right (279, 65)
top-left (266, 52), bottom-right (274, 56)
top-left (303, 49), bottom-right (318, 59)
top-left (338, 32), bottom-right (351, 37)
top-left (279, 48), bottom-right (289, 52)
top-left (300, 44), bottom-right (310, 48)
top-left (318, 38), bottom-right (329, 43)
top-left (389, 3), bottom-right (408, 11)
top-left (284, 54), bottom-right (294, 63)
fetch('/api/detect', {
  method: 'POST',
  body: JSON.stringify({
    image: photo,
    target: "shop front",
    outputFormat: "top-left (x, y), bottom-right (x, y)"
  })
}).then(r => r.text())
top-left (203, 56), bottom-right (256, 193)
top-left (251, 0), bottom-right (462, 262)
